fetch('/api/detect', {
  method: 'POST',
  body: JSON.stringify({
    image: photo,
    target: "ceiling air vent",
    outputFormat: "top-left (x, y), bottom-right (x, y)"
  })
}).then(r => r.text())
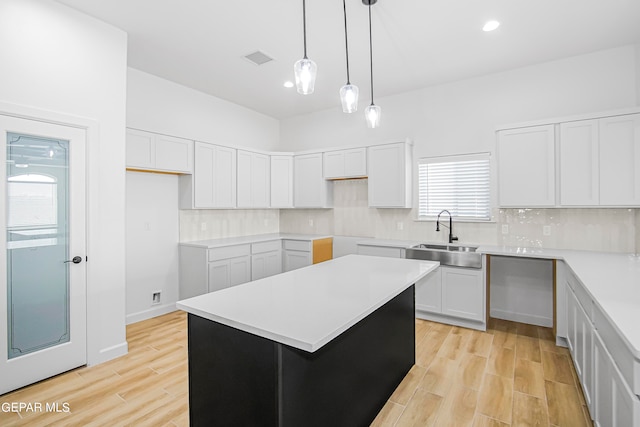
top-left (243, 50), bottom-right (274, 66)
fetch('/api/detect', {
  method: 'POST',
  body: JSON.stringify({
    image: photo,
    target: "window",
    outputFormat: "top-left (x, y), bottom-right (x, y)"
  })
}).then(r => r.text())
top-left (418, 153), bottom-right (491, 221)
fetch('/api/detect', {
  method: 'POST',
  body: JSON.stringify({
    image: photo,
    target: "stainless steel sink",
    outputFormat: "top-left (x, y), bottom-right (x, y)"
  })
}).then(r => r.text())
top-left (406, 243), bottom-right (482, 268)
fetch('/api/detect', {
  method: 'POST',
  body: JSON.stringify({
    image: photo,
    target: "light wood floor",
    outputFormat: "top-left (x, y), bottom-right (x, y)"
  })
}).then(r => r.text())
top-left (0, 311), bottom-right (593, 426)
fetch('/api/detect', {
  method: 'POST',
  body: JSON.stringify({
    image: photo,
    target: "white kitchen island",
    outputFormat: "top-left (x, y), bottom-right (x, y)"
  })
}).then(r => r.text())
top-left (177, 254), bottom-right (438, 427)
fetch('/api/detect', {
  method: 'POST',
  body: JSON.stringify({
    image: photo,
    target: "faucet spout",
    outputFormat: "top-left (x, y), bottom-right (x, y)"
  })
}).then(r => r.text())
top-left (436, 210), bottom-right (458, 244)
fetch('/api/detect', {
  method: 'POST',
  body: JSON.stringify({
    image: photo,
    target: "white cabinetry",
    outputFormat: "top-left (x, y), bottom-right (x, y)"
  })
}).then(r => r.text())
top-left (294, 153), bottom-right (333, 208)
top-left (181, 142), bottom-right (236, 209)
top-left (283, 240), bottom-right (312, 272)
top-left (356, 244), bottom-right (404, 258)
top-left (415, 264), bottom-right (485, 330)
top-left (415, 269), bottom-right (442, 314)
top-left (251, 240), bottom-right (282, 280)
top-left (367, 142), bottom-right (412, 208)
top-left (323, 148), bottom-right (367, 179)
top-left (207, 245), bottom-right (251, 293)
top-left (126, 128), bottom-right (193, 174)
top-left (559, 120), bottom-right (599, 206)
top-left (599, 113), bottom-right (640, 206)
top-left (271, 155), bottom-right (294, 208)
top-left (566, 275), bottom-right (594, 413)
top-left (497, 125), bottom-right (555, 207)
top-left (237, 150), bottom-right (270, 208)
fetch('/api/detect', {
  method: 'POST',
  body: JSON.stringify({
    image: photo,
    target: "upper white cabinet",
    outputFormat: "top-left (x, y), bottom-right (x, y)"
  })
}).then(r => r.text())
top-left (180, 141), bottom-right (236, 209)
top-left (497, 125), bottom-right (556, 207)
top-left (599, 113), bottom-right (640, 206)
top-left (271, 155), bottom-right (294, 208)
top-left (559, 120), bottom-right (599, 206)
top-left (323, 148), bottom-right (367, 179)
top-left (294, 153), bottom-right (333, 208)
top-left (367, 142), bottom-right (412, 208)
top-left (126, 128), bottom-right (193, 174)
top-left (237, 150), bottom-right (270, 208)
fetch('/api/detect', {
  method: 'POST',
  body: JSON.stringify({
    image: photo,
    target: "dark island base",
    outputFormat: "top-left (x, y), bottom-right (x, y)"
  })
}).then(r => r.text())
top-left (187, 285), bottom-right (415, 427)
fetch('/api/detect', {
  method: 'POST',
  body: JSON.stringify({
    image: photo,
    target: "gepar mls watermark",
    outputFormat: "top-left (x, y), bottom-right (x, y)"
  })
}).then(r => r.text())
top-left (1, 402), bottom-right (70, 413)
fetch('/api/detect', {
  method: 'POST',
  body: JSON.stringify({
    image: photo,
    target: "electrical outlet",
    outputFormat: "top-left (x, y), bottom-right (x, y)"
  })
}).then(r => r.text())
top-left (309, 219), bottom-right (314, 227)
top-left (200, 222), bottom-right (207, 231)
top-left (501, 224), bottom-right (509, 234)
top-left (152, 291), bottom-right (161, 305)
top-left (543, 225), bottom-right (551, 236)
top-left (396, 222), bottom-right (404, 231)
top-left (144, 222), bottom-right (151, 231)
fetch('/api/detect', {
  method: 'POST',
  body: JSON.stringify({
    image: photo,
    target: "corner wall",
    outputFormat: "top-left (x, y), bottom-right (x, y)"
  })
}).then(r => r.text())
top-left (0, 0), bottom-right (128, 364)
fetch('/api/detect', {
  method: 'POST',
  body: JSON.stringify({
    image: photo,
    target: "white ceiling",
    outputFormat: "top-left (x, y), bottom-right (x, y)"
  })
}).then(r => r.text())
top-left (56, 0), bottom-right (640, 120)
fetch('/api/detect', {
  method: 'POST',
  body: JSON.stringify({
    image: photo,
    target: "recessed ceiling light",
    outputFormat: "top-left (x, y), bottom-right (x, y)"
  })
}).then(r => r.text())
top-left (483, 20), bottom-right (500, 32)
top-left (283, 81), bottom-right (294, 88)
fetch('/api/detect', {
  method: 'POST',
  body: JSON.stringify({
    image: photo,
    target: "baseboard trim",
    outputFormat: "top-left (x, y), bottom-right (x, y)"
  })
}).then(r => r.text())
top-left (490, 308), bottom-right (552, 328)
top-left (88, 341), bottom-right (128, 366)
top-left (126, 303), bottom-right (178, 325)
top-left (415, 311), bottom-right (486, 331)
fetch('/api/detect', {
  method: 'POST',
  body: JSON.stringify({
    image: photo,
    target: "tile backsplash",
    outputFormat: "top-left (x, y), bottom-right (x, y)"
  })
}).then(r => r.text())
top-left (180, 180), bottom-right (638, 253)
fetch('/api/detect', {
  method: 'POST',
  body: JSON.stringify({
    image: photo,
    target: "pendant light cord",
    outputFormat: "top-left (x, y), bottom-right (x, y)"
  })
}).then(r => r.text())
top-left (302, 0), bottom-right (308, 59)
top-left (342, 0), bottom-right (351, 84)
top-left (368, 2), bottom-right (374, 105)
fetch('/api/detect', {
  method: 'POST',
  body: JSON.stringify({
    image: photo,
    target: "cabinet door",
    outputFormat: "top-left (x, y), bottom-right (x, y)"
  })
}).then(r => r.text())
top-left (253, 251), bottom-right (282, 280)
top-left (208, 259), bottom-right (231, 292)
top-left (126, 129), bottom-right (154, 169)
top-left (415, 269), bottom-right (442, 313)
top-left (559, 120), bottom-right (599, 206)
top-left (228, 256), bottom-right (251, 287)
top-left (271, 155), bottom-right (294, 208)
top-left (441, 267), bottom-right (484, 321)
top-left (599, 113), bottom-right (640, 206)
top-left (214, 145), bottom-right (237, 208)
top-left (497, 125), bottom-right (556, 207)
top-left (283, 250), bottom-right (311, 272)
top-left (323, 151), bottom-right (344, 178)
top-left (155, 134), bottom-right (193, 173)
top-left (294, 153), bottom-right (332, 207)
top-left (344, 148), bottom-right (367, 177)
top-left (368, 142), bottom-right (411, 208)
top-left (194, 142), bottom-right (216, 208)
top-left (251, 153), bottom-right (270, 208)
top-left (575, 295), bottom-right (594, 411)
top-left (236, 150), bottom-right (253, 207)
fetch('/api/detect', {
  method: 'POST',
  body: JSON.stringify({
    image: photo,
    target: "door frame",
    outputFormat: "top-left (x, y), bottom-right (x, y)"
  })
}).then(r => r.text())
top-left (0, 101), bottom-right (108, 368)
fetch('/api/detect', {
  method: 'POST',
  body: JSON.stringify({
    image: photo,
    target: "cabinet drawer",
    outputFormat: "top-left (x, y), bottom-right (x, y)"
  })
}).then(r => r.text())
top-left (252, 240), bottom-right (281, 254)
top-left (208, 244), bottom-right (251, 261)
top-left (283, 240), bottom-right (311, 252)
top-left (593, 303), bottom-right (640, 396)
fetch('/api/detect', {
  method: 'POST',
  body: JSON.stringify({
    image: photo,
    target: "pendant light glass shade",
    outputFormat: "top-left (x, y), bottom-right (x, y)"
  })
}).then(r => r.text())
top-left (340, 84), bottom-right (359, 113)
top-left (294, 0), bottom-right (316, 95)
top-left (365, 104), bottom-right (381, 128)
top-left (294, 58), bottom-right (317, 95)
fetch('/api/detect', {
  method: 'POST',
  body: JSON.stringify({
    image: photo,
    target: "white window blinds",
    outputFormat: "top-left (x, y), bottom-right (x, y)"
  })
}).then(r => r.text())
top-left (418, 153), bottom-right (491, 221)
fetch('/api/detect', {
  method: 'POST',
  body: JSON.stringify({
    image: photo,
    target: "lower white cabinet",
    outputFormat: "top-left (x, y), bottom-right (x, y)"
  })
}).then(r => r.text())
top-left (441, 266), bottom-right (484, 322)
top-left (283, 240), bottom-right (312, 272)
top-left (251, 240), bottom-right (282, 280)
top-left (415, 269), bottom-right (442, 313)
top-left (208, 256), bottom-right (251, 293)
top-left (593, 331), bottom-right (640, 427)
top-left (415, 265), bottom-right (485, 330)
top-left (356, 244), bottom-right (404, 258)
top-left (566, 281), bottom-right (594, 412)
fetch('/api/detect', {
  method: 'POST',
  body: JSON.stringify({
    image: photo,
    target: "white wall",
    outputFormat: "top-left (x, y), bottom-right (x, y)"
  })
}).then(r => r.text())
top-left (127, 68), bottom-right (280, 151)
top-left (0, 0), bottom-right (128, 364)
top-left (279, 45), bottom-right (640, 253)
top-left (125, 172), bottom-right (179, 323)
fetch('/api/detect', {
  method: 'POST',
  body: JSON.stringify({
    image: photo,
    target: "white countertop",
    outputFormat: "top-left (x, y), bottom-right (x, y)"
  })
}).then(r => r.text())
top-left (478, 245), bottom-right (640, 359)
top-left (177, 254), bottom-right (439, 352)
top-left (356, 238), bottom-right (420, 249)
top-left (180, 233), bottom-right (333, 249)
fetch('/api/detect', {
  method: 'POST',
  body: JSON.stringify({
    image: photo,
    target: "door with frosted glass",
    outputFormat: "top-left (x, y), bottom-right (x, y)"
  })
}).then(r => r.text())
top-left (0, 115), bottom-right (86, 394)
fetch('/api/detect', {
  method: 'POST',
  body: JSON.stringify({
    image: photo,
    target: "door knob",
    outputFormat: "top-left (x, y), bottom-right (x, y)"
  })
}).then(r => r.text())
top-left (64, 256), bottom-right (83, 264)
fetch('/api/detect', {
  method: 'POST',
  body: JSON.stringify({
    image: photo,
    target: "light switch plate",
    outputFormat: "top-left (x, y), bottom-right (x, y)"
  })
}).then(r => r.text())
top-left (501, 224), bottom-right (509, 234)
top-left (543, 225), bottom-right (551, 236)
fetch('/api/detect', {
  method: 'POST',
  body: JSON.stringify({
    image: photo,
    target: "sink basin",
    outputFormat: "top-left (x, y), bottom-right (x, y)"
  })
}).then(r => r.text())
top-left (406, 243), bottom-right (482, 268)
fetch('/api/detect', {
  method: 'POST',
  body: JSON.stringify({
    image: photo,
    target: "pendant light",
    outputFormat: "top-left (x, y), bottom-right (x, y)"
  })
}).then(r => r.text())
top-left (294, 0), bottom-right (317, 95)
top-left (363, 0), bottom-right (381, 128)
top-left (339, 0), bottom-right (358, 113)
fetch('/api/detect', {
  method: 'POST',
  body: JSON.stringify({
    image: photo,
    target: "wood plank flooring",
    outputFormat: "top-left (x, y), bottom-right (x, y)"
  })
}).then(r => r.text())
top-left (0, 311), bottom-right (592, 426)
